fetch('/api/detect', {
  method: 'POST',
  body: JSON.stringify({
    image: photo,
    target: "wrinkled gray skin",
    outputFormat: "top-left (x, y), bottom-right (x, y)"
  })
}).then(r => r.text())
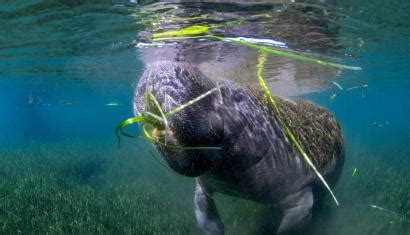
top-left (134, 1), bottom-right (344, 234)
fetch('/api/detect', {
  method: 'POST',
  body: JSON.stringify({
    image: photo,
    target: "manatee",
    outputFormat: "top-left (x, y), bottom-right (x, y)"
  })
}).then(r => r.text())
top-left (133, 1), bottom-right (344, 234)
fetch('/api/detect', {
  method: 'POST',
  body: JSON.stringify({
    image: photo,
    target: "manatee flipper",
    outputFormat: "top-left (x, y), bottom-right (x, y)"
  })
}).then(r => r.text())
top-left (194, 178), bottom-right (224, 235)
top-left (277, 187), bottom-right (314, 234)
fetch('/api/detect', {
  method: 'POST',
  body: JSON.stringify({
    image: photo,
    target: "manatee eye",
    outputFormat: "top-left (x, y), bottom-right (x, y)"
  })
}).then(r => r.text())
top-left (233, 90), bottom-right (244, 102)
top-left (174, 66), bottom-right (181, 75)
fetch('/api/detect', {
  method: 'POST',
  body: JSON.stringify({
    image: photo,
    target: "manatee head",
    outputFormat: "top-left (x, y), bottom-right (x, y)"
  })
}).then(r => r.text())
top-left (133, 61), bottom-right (225, 177)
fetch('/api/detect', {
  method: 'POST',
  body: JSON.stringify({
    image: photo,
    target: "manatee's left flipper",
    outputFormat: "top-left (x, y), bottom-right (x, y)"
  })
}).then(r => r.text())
top-left (277, 187), bottom-right (314, 234)
top-left (194, 178), bottom-right (224, 235)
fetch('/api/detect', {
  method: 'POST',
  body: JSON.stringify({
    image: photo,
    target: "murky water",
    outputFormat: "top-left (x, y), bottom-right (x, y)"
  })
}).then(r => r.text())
top-left (1, 0), bottom-right (409, 234)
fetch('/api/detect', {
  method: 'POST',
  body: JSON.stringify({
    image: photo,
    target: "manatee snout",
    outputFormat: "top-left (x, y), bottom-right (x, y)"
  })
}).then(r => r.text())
top-left (134, 62), bottom-right (223, 177)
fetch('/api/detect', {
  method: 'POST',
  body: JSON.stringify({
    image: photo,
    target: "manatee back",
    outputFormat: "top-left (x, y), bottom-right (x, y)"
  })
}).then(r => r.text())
top-left (274, 97), bottom-right (344, 171)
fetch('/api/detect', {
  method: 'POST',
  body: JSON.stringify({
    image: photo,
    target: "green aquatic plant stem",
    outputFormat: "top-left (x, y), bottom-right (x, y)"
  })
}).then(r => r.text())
top-left (330, 84), bottom-right (368, 100)
top-left (116, 116), bottom-right (151, 138)
top-left (116, 84), bottom-right (223, 151)
top-left (152, 35), bottom-right (212, 41)
top-left (153, 25), bottom-right (211, 38)
top-left (370, 204), bottom-right (406, 221)
top-left (227, 37), bottom-right (361, 71)
top-left (165, 84), bottom-right (222, 117)
top-left (142, 126), bottom-right (221, 151)
top-left (152, 34), bottom-right (361, 71)
top-left (152, 20), bottom-right (244, 39)
top-left (257, 52), bottom-right (339, 206)
top-left (145, 93), bottom-right (169, 145)
top-left (141, 111), bottom-right (164, 124)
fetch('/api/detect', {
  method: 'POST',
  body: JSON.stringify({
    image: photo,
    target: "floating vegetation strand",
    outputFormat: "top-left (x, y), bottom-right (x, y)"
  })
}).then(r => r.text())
top-left (153, 25), bottom-right (211, 38)
top-left (257, 52), bottom-right (339, 206)
top-left (332, 81), bottom-right (344, 90)
top-left (370, 204), bottom-right (407, 222)
top-left (152, 20), bottom-right (244, 39)
top-left (352, 167), bottom-right (358, 176)
top-left (152, 24), bottom-right (361, 71)
top-left (330, 84), bottom-right (368, 99)
top-left (228, 37), bottom-right (361, 71)
top-left (152, 35), bottom-right (211, 41)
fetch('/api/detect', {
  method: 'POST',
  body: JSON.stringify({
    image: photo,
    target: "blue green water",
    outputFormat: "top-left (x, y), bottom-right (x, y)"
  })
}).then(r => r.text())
top-left (1, 0), bottom-right (409, 234)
